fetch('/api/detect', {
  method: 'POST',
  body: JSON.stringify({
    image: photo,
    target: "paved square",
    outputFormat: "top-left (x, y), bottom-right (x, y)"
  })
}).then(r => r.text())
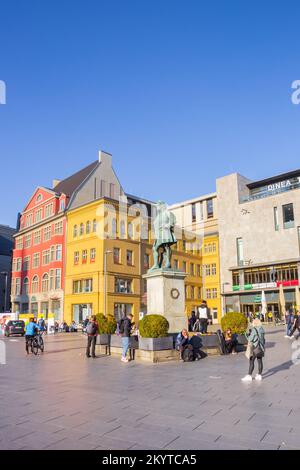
top-left (1, 327), bottom-right (300, 450)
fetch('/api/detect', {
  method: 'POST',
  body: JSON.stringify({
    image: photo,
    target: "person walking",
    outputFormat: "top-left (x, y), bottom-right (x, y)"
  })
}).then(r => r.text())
top-left (242, 318), bottom-right (265, 382)
top-left (284, 310), bottom-right (294, 338)
top-left (86, 315), bottom-right (99, 358)
top-left (120, 313), bottom-right (133, 363)
top-left (198, 301), bottom-right (209, 334)
top-left (289, 312), bottom-right (300, 339)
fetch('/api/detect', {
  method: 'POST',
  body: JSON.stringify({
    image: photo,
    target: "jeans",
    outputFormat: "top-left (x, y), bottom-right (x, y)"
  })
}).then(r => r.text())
top-left (248, 355), bottom-right (263, 375)
top-left (200, 318), bottom-right (208, 334)
top-left (86, 335), bottom-right (97, 357)
top-left (122, 336), bottom-right (130, 358)
top-left (286, 323), bottom-right (292, 336)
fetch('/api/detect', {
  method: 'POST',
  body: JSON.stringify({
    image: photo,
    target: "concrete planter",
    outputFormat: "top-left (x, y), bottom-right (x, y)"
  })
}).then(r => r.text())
top-left (199, 334), bottom-right (220, 348)
top-left (139, 336), bottom-right (173, 351)
top-left (111, 335), bottom-right (139, 349)
top-left (96, 334), bottom-right (111, 345)
top-left (237, 334), bottom-right (247, 345)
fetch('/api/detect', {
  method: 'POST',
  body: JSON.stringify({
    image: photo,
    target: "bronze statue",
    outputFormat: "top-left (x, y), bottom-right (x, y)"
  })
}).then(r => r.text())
top-left (149, 201), bottom-right (177, 270)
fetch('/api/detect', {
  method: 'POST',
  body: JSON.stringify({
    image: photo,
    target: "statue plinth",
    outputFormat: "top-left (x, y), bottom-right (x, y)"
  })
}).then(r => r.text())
top-left (143, 269), bottom-right (188, 334)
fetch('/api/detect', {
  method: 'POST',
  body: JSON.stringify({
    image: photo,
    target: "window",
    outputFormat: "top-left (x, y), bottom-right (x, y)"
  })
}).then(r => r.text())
top-left (55, 269), bottom-right (61, 289)
top-left (232, 271), bottom-right (240, 286)
top-left (86, 221), bottom-right (91, 234)
top-left (54, 221), bottom-right (63, 235)
top-left (197, 287), bottom-right (201, 299)
top-left (183, 261), bottom-right (187, 273)
top-left (45, 203), bottom-right (53, 218)
top-left (32, 275), bottom-right (39, 294)
top-left (120, 220), bottom-right (126, 239)
top-left (282, 203), bottom-right (294, 229)
top-left (182, 240), bottom-right (186, 251)
top-left (274, 207), bottom-right (279, 231)
top-left (90, 248), bottom-right (96, 262)
top-left (16, 237), bottom-right (23, 250)
top-left (192, 203), bottom-right (196, 223)
top-left (33, 230), bottom-right (41, 245)
top-left (190, 286), bottom-right (194, 299)
top-left (114, 247), bottom-right (120, 264)
top-left (127, 250), bottom-right (133, 266)
top-left (205, 264), bottom-right (211, 276)
top-left (73, 225), bottom-right (78, 237)
top-left (24, 234), bottom-right (31, 248)
top-left (83, 279), bottom-right (92, 292)
top-left (207, 199), bottom-right (214, 219)
top-left (43, 225), bottom-right (52, 241)
top-left (15, 278), bottom-right (21, 295)
top-left (49, 269), bottom-right (55, 290)
top-left (212, 288), bottom-right (217, 299)
top-left (50, 245), bottom-right (55, 262)
top-left (212, 242), bottom-right (217, 252)
top-left (199, 201), bottom-right (204, 221)
top-left (74, 251), bottom-right (79, 265)
top-left (115, 278), bottom-right (132, 294)
top-left (42, 273), bottom-right (49, 292)
top-left (23, 277), bottom-right (29, 295)
top-left (32, 253), bottom-right (40, 268)
top-left (144, 253), bottom-right (150, 269)
top-left (128, 222), bottom-right (133, 239)
top-left (56, 245), bottom-right (62, 261)
top-left (59, 199), bottom-right (65, 212)
top-left (112, 218), bottom-right (117, 237)
top-left (80, 223), bottom-right (84, 236)
top-left (73, 280), bottom-right (81, 294)
top-left (236, 237), bottom-right (244, 266)
top-left (42, 250), bottom-right (50, 265)
top-left (23, 256), bottom-right (30, 271)
top-left (82, 250), bottom-right (88, 264)
top-left (190, 263), bottom-right (194, 276)
top-left (211, 263), bottom-right (217, 275)
top-left (15, 258), bottom-right (22, 272)
top-left (35, 208), bottom-right (43, 223)
top-left (196, 264), bottom-right (201, 277)
top-left (174, 259), bottom-right (179, 270)
top-left (206, 288), bottom-right (212, 299)
top-left (26, 213), bottom-right (33, 227)
top-left (93, 219), bottom-right (97, 232)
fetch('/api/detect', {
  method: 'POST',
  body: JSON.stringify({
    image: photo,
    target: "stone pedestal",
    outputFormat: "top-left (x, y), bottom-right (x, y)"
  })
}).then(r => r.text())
top-left (143, 269), bottom-right (188, 333)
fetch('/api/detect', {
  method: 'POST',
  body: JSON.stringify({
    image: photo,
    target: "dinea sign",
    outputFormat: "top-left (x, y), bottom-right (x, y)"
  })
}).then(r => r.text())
top-left (0, 80), bottom-right (6, 104)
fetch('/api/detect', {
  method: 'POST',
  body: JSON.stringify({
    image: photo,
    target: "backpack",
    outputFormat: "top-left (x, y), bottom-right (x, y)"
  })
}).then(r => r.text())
top-left (86, 321), bottom-right (97, 335)
top-left (182, 346), bottom-right (194, 362)
top-left (118, 319), bottom-right (125, 334)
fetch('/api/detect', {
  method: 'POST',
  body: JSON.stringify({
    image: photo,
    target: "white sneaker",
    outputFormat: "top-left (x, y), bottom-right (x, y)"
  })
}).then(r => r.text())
top-left (289, 335), bottom-right (295, 339)
top-left (121, 357), bottom-right (128, 363)
top-left (241, 375), bottom-right (253, 382)
top-left (255, 374), bottom-right (262, 381)
top-left (284, 335), bottom-right (289, 338)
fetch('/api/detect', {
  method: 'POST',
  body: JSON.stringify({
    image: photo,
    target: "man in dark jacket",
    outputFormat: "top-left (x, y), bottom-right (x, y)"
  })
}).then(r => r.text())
top-left (121, 313), bottom-right (133, 363)
top-left (289, 312), bottom-right (300, 339)
top-left (86, 315), bottom-right (99, 358)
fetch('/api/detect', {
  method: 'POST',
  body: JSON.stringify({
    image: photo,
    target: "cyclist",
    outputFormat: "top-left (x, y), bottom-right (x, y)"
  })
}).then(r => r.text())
top-left (25, 317), bottom-right (38, 354)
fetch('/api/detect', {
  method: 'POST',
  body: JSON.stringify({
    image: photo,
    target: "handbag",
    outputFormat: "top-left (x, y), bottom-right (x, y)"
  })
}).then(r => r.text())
top-left (245, 342), bottom-right (253, 359)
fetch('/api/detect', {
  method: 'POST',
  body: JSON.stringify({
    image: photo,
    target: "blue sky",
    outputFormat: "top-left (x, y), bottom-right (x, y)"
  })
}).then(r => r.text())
top-left (1, 0), bottom-right (300, 227)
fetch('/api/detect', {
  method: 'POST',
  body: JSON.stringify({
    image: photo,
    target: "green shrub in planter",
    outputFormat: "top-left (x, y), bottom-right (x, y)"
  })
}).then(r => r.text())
top-left (139, 314), bottom-right (169, 338)
top-left (96, 313), bottom-right (117, 334)
top-left (221, 312), bottom-right (248, 334)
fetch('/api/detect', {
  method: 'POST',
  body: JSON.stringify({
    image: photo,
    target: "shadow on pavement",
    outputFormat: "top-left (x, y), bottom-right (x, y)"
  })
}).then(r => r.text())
top-left (263, 360), bottom-right (294, 378)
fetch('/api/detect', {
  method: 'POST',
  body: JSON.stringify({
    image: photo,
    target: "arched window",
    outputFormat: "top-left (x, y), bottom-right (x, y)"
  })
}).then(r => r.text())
top-left (23, 277), bottom-right (29, 295)
top-left (73, 225), bottom-right (78, 238)
top-left (93, 219), bottom-right (97, 232)
top-left (80, 223), bottom-right (84, 236)
top-left (42, 273), bottom-right (49, 292)
top-left (86, 220), bottom-right (91, 234)
top-left (32, 275), bottom-right (39, 294)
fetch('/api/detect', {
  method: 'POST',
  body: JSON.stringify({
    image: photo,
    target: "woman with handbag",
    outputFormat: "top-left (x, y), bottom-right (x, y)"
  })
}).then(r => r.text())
top-left (241, 318), bottom-right (265, 382)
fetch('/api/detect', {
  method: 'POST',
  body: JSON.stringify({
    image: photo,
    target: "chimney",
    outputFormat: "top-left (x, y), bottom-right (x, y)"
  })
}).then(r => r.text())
top-left (52, 179), bottom-right (61, 189)
top-left (98, 150), bottom-right (112, 167)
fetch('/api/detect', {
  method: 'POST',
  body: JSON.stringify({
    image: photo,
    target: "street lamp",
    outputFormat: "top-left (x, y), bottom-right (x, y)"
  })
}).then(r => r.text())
top-left (104, 251), bottom-right (112, 317)
top-left (0, 272), bottom-right (8, 312)
top-left (222, 282), bottom-right (230, 315)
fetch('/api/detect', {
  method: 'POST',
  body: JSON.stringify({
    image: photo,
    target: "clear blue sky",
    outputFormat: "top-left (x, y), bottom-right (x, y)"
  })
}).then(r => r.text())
top-left (1, 0), bottom-right (300, 227)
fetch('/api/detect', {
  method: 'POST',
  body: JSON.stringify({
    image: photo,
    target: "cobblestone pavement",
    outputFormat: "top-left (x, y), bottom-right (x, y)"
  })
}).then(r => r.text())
top-left (0, 327), bottom-right (300, 450)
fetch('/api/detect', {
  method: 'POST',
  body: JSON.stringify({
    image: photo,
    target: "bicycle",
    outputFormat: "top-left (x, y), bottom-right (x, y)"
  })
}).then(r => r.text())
top-left (27, 333), bottom-right (44, 355)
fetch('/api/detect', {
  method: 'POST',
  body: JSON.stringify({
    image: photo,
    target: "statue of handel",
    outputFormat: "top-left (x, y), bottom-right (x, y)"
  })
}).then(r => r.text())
top-left (149, 201), bottom-right (177, 270)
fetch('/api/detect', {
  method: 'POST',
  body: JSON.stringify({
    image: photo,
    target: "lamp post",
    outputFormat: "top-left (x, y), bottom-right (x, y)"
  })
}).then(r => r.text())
top-left (104, 251), bottom-right (112, 317)
top-left (222, 282), bottom-right (230, 315)
top-left (0, 272), bottom-right (8, 312)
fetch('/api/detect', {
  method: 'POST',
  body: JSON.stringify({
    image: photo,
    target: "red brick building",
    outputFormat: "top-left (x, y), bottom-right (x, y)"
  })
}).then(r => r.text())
top-left (10, 161), bottom-right (98, 320)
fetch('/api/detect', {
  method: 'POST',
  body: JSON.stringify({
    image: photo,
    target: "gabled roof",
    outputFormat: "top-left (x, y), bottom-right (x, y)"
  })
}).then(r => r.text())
top-left (54, 160), bottom-right (99, 197)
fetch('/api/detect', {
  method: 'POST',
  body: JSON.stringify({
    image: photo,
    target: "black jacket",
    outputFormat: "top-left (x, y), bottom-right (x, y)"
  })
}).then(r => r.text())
top-left (122, 317), bottom-right (132, 337)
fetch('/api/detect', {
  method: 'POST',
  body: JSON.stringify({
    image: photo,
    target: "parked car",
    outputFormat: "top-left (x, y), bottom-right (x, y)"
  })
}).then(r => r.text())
top-left (5, 320), bottom-right (25, 337)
